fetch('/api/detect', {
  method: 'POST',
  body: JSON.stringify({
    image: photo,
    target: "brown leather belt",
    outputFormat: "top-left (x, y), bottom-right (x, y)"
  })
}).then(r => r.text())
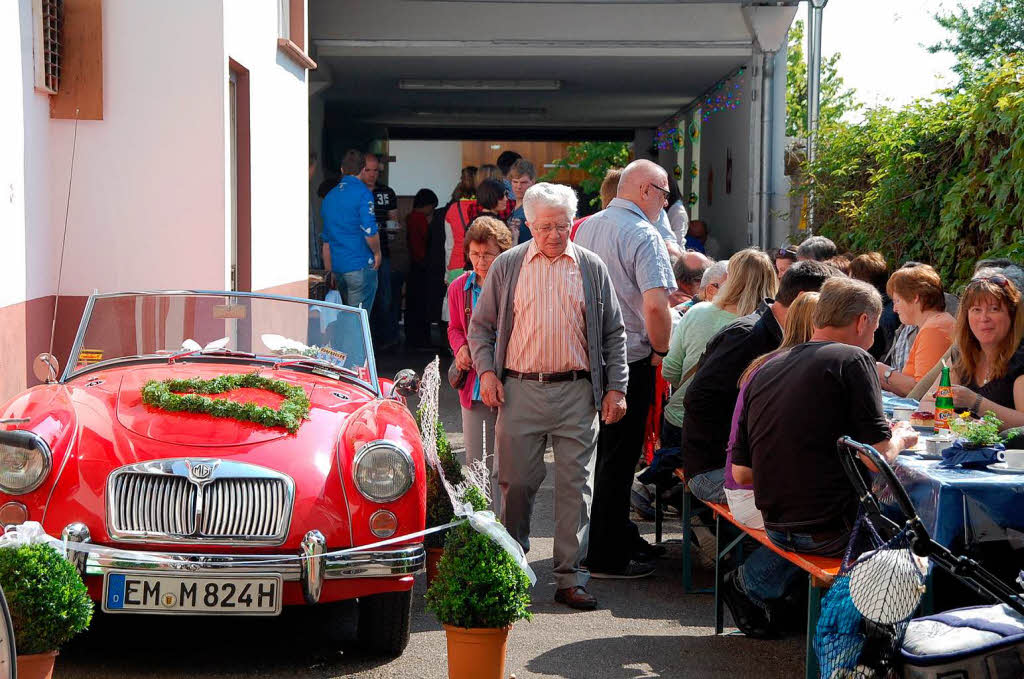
top-left (504, 369), bottom-right (590, 384)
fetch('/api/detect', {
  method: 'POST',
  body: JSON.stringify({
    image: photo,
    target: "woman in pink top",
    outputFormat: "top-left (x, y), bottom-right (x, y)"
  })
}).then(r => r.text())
top-left (447, 216), bottom-right (515, 511)
top-left (876, 264), bottom-right (956, 396)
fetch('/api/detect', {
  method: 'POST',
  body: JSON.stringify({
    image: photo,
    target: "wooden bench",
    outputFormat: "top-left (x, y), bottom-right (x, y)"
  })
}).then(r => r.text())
top-left (703, 500), bottom-right (841, 679)
top-left (654, 468), bottom-right (841, 678)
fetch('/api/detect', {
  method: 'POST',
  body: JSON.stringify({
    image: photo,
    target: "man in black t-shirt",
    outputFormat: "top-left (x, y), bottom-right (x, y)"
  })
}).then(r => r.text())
top-left (359, 154), bottom-right (400, 349)
top-left (722, 277), bottom-right (918, 638)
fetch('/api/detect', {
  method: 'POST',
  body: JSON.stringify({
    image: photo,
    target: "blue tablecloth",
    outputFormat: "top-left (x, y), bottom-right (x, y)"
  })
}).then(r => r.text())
top-left (876, 455), bottom-right (1024, 550)
top-left (875, 393), bottom-right (1024, 550)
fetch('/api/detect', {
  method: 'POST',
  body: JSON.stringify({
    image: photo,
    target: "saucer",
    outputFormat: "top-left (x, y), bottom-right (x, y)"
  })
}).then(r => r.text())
top-left (986, 462), bottom-right (1024, 474)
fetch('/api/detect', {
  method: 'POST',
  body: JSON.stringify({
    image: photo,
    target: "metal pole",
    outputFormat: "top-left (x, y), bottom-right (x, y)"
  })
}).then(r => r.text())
top-left (806, 0), bottom-right (827, 231)
top-left (759, 49), bottom-right (775, 250)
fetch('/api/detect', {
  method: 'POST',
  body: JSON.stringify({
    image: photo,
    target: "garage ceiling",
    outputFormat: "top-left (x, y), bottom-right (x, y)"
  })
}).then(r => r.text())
top-left (309, 0), bottom-right (798, 132)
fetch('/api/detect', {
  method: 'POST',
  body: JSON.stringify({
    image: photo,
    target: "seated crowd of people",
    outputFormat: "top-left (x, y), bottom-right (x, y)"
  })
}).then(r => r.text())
top-left (654, 233), bottom-right (1024, 638)
top-left (321, 150), bottom-right (1024, 623)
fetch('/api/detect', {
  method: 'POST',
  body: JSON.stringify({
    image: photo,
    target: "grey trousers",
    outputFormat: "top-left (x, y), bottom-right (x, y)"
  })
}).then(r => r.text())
top-left (496, 377), bottom-right (598, 589)
top-left (461, 401), bottom-right (500, 516)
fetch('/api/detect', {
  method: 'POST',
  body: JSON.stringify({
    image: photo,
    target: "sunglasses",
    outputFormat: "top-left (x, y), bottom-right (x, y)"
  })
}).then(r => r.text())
top-left (971, 274), bottom-right (1011, 289)
top-left (777, 248), bottom-right (798, 258)
top-left (647, 184), bottom-right (670, 198)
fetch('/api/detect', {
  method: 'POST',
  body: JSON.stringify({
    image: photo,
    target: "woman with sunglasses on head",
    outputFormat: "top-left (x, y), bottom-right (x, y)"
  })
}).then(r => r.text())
top-left (875, 264), bottom-right (956, 397)
top-left (921, 272), bottom-right (1024, 429)
top-left (447, 216), bottom-right (515, 510)
top-left (774, 246), bottom-right (798, 280)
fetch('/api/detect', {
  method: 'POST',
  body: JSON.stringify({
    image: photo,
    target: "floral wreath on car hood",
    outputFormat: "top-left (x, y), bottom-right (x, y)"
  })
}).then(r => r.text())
top-left (141, 372), bottom-right (310, 433)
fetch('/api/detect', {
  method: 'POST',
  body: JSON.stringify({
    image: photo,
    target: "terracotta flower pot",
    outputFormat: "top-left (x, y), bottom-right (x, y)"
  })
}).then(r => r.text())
top-left (442, 624), bottom-right (510, 679)
top-left (17, 650), bottom-right (58, 679)
top-left (425, 547), bottom-right (443, 587)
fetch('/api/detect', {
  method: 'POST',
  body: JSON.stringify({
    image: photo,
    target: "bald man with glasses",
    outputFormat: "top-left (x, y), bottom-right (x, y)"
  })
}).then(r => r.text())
top-left (574, 159), bottom-right (677, 579)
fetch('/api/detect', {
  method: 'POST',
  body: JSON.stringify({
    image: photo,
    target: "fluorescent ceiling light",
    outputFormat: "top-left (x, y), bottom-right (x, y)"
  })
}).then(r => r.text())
top-left (408, 107), bottom-right (546, 120)
top-left (399, 79), bottom-right (561, 91)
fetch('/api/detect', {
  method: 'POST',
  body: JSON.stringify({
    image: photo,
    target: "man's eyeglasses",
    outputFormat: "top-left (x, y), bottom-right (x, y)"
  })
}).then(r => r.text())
top-left (647, 184), bottom-right (670, 198)
top-left (533, 224), bottom-right (571, 235)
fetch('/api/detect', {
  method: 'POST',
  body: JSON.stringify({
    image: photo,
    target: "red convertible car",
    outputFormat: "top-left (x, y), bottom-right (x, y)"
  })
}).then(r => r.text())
top-left (0, 291), bottom-right (426, 656)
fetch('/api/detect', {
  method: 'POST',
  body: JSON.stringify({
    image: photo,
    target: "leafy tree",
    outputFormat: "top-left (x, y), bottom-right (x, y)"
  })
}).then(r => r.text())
top-left (803, 55), bottom-right (1024, 287)
top-left (930, 1), bottom-right (1024, 86)
top-left (542, 141), bottom-right (631, 204)
top-left (786, 20), bottom-right (858, 137)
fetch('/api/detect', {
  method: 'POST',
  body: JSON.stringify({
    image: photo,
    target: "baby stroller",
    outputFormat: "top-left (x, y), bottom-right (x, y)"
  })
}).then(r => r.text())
top-left (814, 437), bottom-right (1024, 678)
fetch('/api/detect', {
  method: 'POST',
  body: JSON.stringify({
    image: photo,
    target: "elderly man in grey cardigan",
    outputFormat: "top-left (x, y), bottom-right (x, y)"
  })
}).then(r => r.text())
top-left (468, 182), bottom-right (628, 611)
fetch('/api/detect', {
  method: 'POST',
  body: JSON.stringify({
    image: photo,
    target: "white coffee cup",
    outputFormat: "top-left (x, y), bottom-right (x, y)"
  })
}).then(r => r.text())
top-left (1003, 450), bottom-right (1024, 468)
top-left (892, 406), bottom-right (915, 422)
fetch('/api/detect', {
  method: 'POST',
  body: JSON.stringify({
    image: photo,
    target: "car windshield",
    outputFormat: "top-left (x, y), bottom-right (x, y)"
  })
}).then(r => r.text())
top-left (65, 292), bottom-right (377, 390)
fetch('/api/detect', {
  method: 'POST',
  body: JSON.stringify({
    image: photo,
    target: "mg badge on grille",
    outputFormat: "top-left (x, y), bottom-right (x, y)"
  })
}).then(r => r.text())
top-left (188, 462), bottom-right (215, 481)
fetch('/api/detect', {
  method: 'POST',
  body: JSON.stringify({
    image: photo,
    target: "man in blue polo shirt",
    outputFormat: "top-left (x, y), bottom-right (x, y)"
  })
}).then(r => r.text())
top-left (321, 149), bottom-right (381, 310)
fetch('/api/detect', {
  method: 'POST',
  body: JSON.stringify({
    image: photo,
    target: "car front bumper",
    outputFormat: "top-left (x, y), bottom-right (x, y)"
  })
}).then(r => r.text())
top-left (66, 526), bottom-right (424, 605)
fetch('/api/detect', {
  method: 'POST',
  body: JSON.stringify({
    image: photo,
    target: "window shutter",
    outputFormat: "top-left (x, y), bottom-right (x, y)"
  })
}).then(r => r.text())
top-left (33, 0), bottom-right (64, 95)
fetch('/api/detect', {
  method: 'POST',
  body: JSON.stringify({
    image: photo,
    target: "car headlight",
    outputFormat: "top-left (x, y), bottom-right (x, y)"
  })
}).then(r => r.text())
top-left (0, 430), bottom-right (52, 495)
top-left (352, 440), bottom-right (414, 502)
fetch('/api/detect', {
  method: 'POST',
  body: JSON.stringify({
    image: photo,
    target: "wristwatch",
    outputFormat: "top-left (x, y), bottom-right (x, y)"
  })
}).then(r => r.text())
top-left (652, 347), bottom-right (669, 358)
top-left (883, 368), bottom-right (895, 385)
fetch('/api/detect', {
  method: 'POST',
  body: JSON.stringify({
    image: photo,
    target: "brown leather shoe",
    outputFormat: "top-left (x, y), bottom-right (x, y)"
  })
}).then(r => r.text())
top-left (554, 586), bottom-right (598, 611)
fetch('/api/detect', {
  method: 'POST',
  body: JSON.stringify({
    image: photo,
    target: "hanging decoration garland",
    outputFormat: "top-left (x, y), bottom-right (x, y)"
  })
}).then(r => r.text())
top-left (654, 126), bottom-right (685, 152)
top-left (690, 161), bottom-right (699, 178)
top-left (141, 372), bottom-right (311, 433)
top-left (701, 67), bottom-right (745, 123)
top-left (654, 67), bottom-right (743, 152)
top-left (688, 192), bottom-right (699, 206)
top-left (673, 165), bottom-right (682, 180)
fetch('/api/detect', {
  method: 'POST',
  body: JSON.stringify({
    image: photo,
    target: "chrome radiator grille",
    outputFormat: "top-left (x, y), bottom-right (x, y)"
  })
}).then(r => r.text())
top-left (111, 474), bottom-right (197, 535)
top-left (106, 459), bottom-right (294, 545)
top-left (199, 478), bottom-right (289, 538)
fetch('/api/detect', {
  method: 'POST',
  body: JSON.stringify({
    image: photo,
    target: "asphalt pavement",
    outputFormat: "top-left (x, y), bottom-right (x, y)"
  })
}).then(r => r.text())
top-left (58, 349), bottom-right (806, 678)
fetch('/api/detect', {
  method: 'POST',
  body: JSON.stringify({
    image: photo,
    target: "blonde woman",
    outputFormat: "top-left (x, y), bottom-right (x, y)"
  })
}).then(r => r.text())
top-left (724, 292), bottom-right (820, 529)
top-left (661, 248), bottom-right (778, 447)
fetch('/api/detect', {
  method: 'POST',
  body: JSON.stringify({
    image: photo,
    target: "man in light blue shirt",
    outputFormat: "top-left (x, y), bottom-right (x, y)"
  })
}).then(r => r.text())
top-left (574, 159), bottom-right (676, 579)
top-left (320, 149), bottom-right (381, 310)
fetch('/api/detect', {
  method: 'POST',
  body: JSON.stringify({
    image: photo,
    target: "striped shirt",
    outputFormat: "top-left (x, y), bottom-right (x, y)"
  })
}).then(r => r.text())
top-left (506, 240), bottom-right (589, 373)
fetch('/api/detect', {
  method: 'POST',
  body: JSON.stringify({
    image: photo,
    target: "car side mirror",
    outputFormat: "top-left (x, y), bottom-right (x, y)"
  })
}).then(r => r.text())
top-left (32, 353), bottom-right (59, 384)
top-left (389, 369), bottom-right (420, 399)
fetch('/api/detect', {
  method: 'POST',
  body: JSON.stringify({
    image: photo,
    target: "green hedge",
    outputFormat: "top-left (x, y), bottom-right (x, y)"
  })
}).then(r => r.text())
top-left (0, 544), bottom-right (92, 655)
top-left (415, 408), bottom-right (464, 549)
top-left (425, 486), bottom-right (531, 629)
top-left (805, 56), bottom-right (1024, 287)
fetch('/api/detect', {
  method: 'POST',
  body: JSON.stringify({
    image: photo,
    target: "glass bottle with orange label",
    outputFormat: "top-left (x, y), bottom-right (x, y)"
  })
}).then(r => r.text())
top-left (934, 364), bottom-right (956, 432)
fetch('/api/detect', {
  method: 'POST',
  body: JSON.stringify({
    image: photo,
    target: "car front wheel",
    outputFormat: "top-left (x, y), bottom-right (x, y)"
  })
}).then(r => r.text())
top-left (356, 589), bottom-right (412, 657)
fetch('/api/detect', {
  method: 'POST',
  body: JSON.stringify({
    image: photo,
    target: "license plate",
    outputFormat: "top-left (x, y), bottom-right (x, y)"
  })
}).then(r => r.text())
top-left (102, 572), bottom-right (282, 616)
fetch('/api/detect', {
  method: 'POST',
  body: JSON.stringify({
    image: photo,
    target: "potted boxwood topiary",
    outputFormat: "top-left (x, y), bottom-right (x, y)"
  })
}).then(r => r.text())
top-left (0, 542), bottom-right (92, 679)
top-left (425, 485), bottom-right (531, 679)
top-left (416, 409), bottom-right (464, 585)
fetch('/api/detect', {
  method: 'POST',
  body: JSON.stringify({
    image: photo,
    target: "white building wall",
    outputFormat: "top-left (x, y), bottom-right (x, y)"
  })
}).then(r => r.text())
top-left (55, 0), bottom-right (227, 296)
top-left (2, 0), bottom-right (55, 308)
top-left (388, 140), bottom-right (463, 199)
top-left (223, 0), bottom-right (310, 293)
top-left (695, 60), bottom-right (755, 258)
